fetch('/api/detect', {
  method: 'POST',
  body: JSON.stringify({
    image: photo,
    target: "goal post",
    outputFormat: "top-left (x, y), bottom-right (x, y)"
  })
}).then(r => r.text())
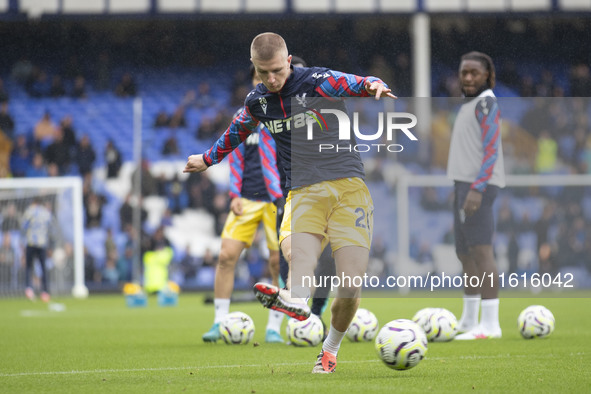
top-left (0, 176), bottom-right (87, 298)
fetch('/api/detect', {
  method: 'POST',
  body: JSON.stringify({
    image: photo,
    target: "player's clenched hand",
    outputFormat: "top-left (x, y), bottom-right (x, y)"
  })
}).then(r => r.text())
top-left (183, 154), bottom-right (208, 173)
top-left (462, 189), bottom-right (483, 217)
top-left (365, 81), bottom-right (397, 100)
top-left (230, 197), bottom-right (243, 216)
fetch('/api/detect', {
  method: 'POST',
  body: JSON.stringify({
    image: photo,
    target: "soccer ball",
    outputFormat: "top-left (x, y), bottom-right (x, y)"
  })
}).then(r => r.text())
top-left (346, 308), bottom-right (379, 342)
top-left (375, 319), bottom-right (428, 370)
top-left (426, 309), bottom-right (458, 342)
top-left (412, 307), bottom-right (444, 339)
top-left (412, 307), bottom-right (438, 334)
top-left (286, 315), bottom-right (324, 347)
top-left (518, 305), bottom-right (555, 339)
top-left (219, 312), bottom-right (255, 345)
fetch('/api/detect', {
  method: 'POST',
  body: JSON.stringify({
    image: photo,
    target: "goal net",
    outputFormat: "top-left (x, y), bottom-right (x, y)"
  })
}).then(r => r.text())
top-left (0, 177), bottom-right (87, 298)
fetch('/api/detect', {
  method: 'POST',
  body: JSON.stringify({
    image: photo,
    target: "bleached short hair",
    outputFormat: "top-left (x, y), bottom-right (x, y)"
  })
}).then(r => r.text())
top-left (250, 32), bottom-right (288, 61)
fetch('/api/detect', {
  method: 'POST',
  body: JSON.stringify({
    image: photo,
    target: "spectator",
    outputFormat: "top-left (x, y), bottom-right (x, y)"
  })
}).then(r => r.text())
top-left (570, 64), bottom-right (591, 97)
top-left (9, 135), bottom-right (31, 177)
top-left (179, 245), bottom-right (200, 283)
top-left (496, 200), bottom-right (515, 234)
top-left (59, 115), bottom-right (78, 155)
top-left (420, 187), bottom-right (448, 211)
top-left (160, 207), bottom-right (173, 227)
top-left (117, 241), bottom-right (133, 282)
top-left (105, 229), bottom-right (118, 263)
top-left (535, 130), bottom-right (558, 173)
top-left (34, 111), bottom-right (57, 148)
top-left (535, 69), bottom-right (556, 97)
top-left (1, 203), bottom-right (20, 232)
top-left (168, 107), bottom-right (187, 129)
top-left (162, 136), bottom-right (179, 156)
top-left (70, 75), bottom-right (87, 99)
top-left (10, 57), bottom-right (34, 85)
top-left (0, 102), bottom-right (15, 141)
top-left (115, 72), bottom-right (137, 97)
top-left (369, 54), bottom-right (394, 93)
top-left (44, 127), bottom-right (71, 174)
top-left (75, 134), bottom-right (96, 176)
top-left (393, 53), bottom-right (412, 97)
top-left (63, 55), bottom-right (83, 80)
top-left (0, 232), bottom-right (16, 288)
top-left (46, 162), bottom-right (60, 177)
top-left (519, 75), bottom-right (535, 97)
top-left (84, 246), bottom-right (98, 284)
top-left (105, 140), bottom-right (122, 178)
top-left (195, 117), bottom-right (218, 142)
top-left (25, 67), bottom-right (50, 98)
top-left (119, 193), bottom-right (147, 232)
top-left (200, 247), bottom-right (217, 268)
top-left (49, 75), bottom-right (66, 98)
top-left (102, 258), bottom-right (119, 285)
top-left (153, 110), bottom-right (170, 128)
top-left (186, 172), bottom-right (216, 213)
top-left (84, 191), bottom-right (106, 229)
top-left (25, 152), bottom-right (48, 177)
top-left (103, 229), bottom-right (119, 286)
top-left (0, 78), bottom-right (9, 103)
top-left (498, 60), bottom-right (520, 91)
top-left (507, 231), bottom-right (520, 275)
top-left (131, 159), bottom-right (159, 196)
top-left (183, 82), bottom-right (214, 109)
top-left (165, 174), bottom-right (187, 214)
top-left (95, 51), bottom-right (112, 91)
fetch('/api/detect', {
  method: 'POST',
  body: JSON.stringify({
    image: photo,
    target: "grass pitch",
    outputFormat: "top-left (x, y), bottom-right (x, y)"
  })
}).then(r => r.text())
top-left (1, 292), bottom-right (590, 393)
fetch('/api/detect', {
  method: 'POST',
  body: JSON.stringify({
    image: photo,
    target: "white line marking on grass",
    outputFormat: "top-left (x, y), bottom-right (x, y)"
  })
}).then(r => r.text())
top-left (0, 353), bottom-right (584, 378)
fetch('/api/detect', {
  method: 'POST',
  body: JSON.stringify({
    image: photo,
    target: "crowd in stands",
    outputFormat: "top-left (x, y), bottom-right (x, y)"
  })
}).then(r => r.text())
top-left (0, 20), bottom-right (590, 293)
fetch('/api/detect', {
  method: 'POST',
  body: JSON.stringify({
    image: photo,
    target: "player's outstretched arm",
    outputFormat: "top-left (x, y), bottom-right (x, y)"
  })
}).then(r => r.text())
top-left (183, 107), bottom-right (259, 174)
top-left (364, 80), bottom-right (397, 100)
top-left (315, 70), bottom-right (396, 100)
top-left (183, 154), bottom-right (208, 173)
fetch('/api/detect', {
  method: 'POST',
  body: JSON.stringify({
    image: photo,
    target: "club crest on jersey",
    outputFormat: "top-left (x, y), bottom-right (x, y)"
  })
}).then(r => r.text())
top-left (295, 93), bottom-right (307, 107)
top-left (259, 97), bottom-right (268, 114)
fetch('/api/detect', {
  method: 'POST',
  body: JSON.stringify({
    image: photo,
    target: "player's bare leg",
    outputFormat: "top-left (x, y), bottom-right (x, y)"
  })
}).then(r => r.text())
top-left (268, 250), bottom-right (280, 287)
top-left (330, 245), bottom-right (369, 330)
top-left (203, 239), bottom-right (244, 342)
top-left (214, 239), bottom-right (245, 299)
top-left (253, 233), bottom-right (318, 320)
top-left (265, 249), bottom-right (285, 342)
top-left (313, 245), bottom-right (369, 374)
top-left (286, 232), bottom-right (322, 297)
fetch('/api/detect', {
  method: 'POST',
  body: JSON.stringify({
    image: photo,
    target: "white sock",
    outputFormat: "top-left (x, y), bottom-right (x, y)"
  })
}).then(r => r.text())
top-left (322, 325), bottom-right (346, 357)
top-left (480, 298), bottom-right (500, 332)
top-left (214, 298), bottom-right (230, 324)
top-left (459, 294), bottom-right (481, 329)
top-left (266, 310), bottom-right (284, 333)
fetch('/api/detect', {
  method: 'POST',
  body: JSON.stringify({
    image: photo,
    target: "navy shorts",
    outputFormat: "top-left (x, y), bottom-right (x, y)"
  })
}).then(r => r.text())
top-left (453, 181), bottom-right (499, 255)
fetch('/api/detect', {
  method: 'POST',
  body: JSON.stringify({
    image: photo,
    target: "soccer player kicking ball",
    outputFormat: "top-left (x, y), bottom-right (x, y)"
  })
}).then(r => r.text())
top-left (202, 66), bottom-right (285, 344)
top-left (184, 32), bottom-right (394, 373)
top-left (447, 51), bottom-right (505, 340)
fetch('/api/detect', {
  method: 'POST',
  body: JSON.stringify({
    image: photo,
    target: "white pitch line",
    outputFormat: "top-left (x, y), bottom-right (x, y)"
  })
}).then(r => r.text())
top-left (0, 353), bottom-right (584, 378)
